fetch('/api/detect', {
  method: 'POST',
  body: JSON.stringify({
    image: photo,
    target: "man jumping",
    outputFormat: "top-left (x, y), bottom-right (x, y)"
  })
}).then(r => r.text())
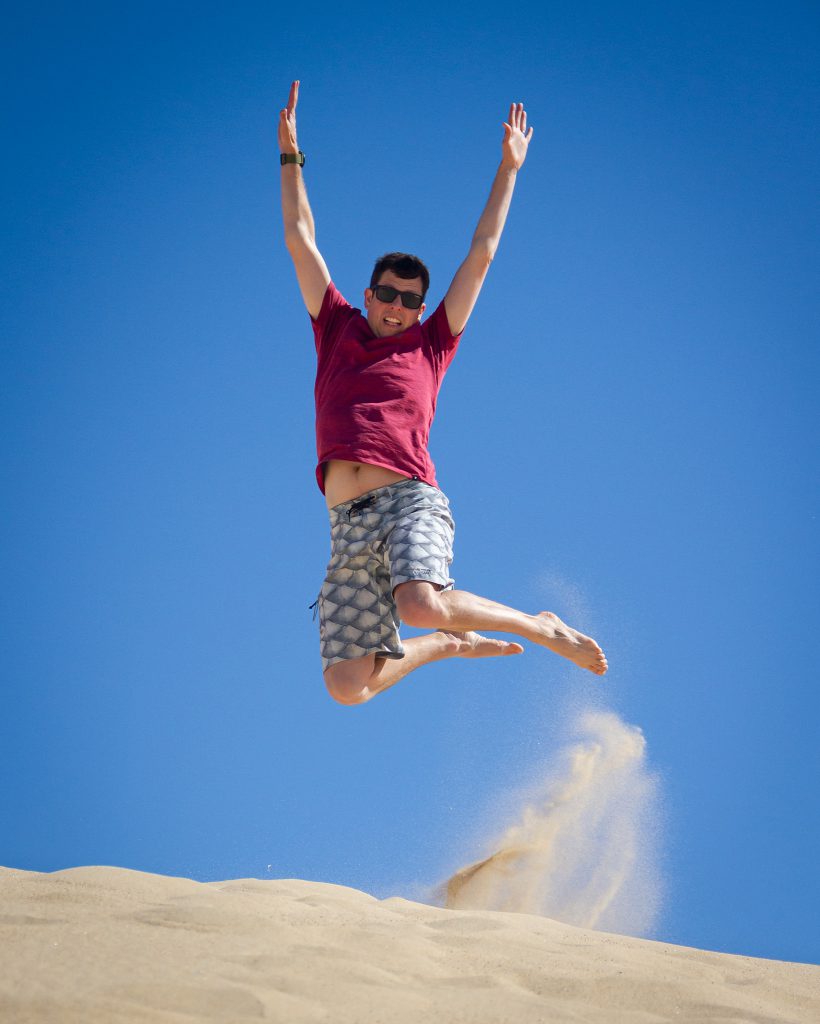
top-left (279, 81), bottom-right (607, 705)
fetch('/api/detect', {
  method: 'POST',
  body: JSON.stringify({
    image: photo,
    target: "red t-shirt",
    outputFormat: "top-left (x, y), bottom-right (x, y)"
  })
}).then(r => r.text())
top-left (312, 282), bottom-right (462, 494)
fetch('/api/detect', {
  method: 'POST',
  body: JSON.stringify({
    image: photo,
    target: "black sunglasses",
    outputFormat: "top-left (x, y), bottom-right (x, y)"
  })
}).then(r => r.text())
top-left (371, 284), bottom-right (424, 310)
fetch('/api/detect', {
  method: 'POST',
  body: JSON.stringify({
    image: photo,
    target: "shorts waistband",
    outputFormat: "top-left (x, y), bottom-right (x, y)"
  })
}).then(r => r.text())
top-left (328, 477), bottom-right (436, 520)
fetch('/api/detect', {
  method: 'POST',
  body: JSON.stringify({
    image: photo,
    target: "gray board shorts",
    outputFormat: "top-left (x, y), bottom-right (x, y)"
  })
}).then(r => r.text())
top-left (316, 478), bottom-right (455, 671)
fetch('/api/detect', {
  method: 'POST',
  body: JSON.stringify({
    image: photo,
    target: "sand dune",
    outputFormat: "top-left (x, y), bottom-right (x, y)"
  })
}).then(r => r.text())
top-left (1, 865), bottom-right (817, 1023)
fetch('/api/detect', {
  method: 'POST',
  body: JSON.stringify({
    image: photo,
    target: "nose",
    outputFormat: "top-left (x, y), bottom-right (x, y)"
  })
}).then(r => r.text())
top-left (380, 295), bottom-right (404, 313)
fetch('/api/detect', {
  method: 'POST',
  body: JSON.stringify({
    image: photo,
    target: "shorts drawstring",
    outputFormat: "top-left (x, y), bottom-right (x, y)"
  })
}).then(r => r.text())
top-left (344, 477), bottom-right (420, 520)
top-left (347, 493), bottom-right (377, 520)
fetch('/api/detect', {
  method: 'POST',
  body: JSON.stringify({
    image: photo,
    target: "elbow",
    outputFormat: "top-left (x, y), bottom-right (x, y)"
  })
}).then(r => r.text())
top-left (469, 240), bottom-right (496, 268)
top-left (285, 223), bottom-right (314, 253)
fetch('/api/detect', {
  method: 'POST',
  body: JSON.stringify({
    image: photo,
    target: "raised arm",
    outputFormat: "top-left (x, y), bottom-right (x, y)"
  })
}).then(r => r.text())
top-left (279, 80), bottom-right (331, 319)
top-left (443, 103), bottom-right (533, 336)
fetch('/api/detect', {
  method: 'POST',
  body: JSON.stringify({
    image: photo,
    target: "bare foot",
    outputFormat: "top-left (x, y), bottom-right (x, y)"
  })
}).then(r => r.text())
top-left (440, 630), bottom-right (524, 659)
top-left (532, 612), bottom-right (608, 675)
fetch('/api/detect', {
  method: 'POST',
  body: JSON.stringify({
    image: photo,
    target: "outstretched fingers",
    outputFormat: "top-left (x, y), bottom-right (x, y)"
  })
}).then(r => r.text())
top-left (511, 101), bottom-right (527, 132)
top-left (505, 103), bottom-right (533, 136)
top-left (501, 101), bottom-right (533, 168)
top-left (287, 79), bottom-right (299, 116)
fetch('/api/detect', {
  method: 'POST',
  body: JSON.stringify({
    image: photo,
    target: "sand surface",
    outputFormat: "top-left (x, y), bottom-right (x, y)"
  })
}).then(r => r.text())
top-left (1, 865), bottom-right (817, 1023)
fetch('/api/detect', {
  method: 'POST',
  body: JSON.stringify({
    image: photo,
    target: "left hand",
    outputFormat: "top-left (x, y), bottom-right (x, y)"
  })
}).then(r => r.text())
top-left (501, 102), bottom-right (533, 170)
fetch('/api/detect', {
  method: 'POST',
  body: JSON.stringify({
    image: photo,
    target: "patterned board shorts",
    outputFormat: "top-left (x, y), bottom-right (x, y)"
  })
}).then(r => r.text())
top-left (316, 478), bottom-right (455, 671)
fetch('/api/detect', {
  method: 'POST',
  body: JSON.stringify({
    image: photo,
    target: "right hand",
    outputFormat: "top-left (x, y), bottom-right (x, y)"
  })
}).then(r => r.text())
top-left (501, 101), bottom-right (533, 170)
top-left (278, 80), bottom-right (300, 155)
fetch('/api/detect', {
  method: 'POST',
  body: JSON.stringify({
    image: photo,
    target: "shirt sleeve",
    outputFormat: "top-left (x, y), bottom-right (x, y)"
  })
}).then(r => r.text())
top-left (311, 282), bottom-right (355, 356)
top-left (422, 299), bottom-right (463, 375)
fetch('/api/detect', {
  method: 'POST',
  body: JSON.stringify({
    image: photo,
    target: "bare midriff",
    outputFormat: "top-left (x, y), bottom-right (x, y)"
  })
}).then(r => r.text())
top-left (323, 459), bottom-right (409, 509)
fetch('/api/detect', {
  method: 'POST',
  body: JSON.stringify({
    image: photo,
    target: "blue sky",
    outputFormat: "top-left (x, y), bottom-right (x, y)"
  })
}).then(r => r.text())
top-left (2, 1), bottom-right (818, 965)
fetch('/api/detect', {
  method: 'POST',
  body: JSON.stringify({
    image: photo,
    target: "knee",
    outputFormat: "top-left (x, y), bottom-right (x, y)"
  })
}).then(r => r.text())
top-left (323, 660), bottom-right (372, 706)
top-left (394, 582), bottom-right (445, 629)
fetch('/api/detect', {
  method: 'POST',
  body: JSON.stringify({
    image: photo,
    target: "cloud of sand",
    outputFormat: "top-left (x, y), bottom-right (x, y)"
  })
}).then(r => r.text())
top-left (438, 710), bottom-right (663, 938)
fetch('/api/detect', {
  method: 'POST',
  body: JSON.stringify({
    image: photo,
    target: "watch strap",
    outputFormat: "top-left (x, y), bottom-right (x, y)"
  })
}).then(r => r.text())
top-left (280, 151), bottom-right (305, 166)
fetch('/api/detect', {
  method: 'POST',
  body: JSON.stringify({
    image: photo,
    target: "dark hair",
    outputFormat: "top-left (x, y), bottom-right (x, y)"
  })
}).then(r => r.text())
top-left (370, 252), bottom-right (430, 297)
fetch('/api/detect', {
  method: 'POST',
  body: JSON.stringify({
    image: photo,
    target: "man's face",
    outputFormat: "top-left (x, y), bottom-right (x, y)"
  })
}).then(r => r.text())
top-left (364, 270), bottom-right (426, 338)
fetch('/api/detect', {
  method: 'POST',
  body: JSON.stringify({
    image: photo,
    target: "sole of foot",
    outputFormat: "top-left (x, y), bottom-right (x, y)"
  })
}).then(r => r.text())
top-left (444, 631), bottom-right (524, 659)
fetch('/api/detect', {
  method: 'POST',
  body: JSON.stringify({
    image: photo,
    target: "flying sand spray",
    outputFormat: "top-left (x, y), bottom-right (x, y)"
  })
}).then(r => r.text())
top-left (438, 710), bottom-right (663, 938)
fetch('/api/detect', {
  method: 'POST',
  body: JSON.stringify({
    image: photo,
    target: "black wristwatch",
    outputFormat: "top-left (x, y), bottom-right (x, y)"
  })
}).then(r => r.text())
top-left (280, 151), bottom-right (305, 166)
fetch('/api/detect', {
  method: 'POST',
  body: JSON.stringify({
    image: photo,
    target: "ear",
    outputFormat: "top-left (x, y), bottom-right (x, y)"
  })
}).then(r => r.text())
top-left (364, 288), bottom-right (373, 309)
top-left (417, 301), bottom-right (426, 321)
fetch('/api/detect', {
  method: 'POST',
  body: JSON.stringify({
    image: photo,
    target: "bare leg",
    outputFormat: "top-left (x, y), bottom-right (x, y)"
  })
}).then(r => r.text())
top-left (324, 630), bottom-right (523, 705)
top-left (395, 583), bottom-right (608, 675)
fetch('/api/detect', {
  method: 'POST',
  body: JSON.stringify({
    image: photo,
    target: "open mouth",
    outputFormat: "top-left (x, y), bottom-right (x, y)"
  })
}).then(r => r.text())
top-left (384, 317), bottom-right (402, 326)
